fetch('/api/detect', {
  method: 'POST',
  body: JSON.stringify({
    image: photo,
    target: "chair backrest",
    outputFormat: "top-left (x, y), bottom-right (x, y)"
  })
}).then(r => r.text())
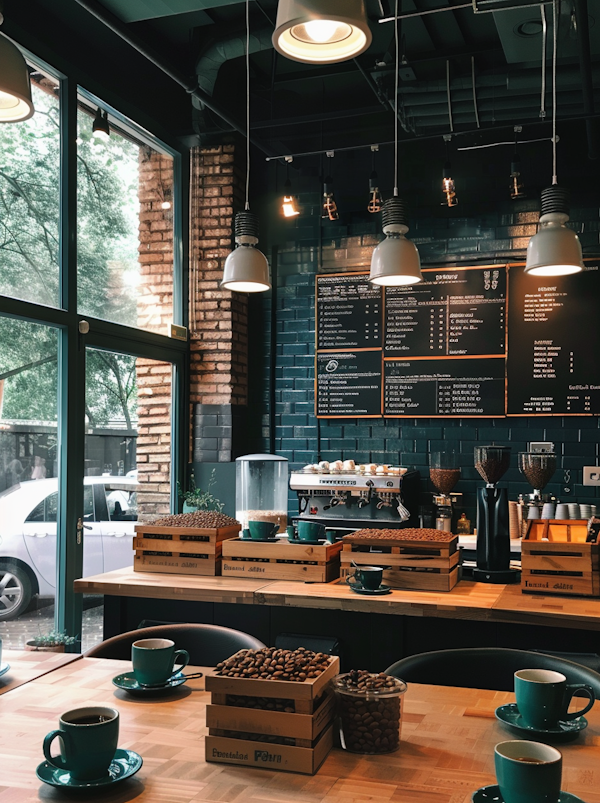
top-left (85, 623), bottom-right (266, 666)
top-left (385, 648), bottom-right (600, 695)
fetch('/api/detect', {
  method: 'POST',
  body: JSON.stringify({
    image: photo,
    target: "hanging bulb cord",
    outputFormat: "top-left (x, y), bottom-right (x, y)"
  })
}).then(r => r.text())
top-left (540, 4), bottom-right (547, 120)
top-left (551, 0), bottom-right (558, 185)
top-left (245, 0), bottom-right (250, 210)
top-left (393, 0), bottom-right (399, 197)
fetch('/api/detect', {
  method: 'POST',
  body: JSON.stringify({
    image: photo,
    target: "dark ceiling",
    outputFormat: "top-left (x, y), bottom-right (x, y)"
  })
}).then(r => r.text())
top-left (9, 0), bottom-right (600, 161)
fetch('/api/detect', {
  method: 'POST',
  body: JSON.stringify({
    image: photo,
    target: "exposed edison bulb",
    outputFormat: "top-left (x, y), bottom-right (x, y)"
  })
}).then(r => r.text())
top-left (294, 19), bottom-right (351, 43)
top-left (510, 158), bottom-right (526, 200)
top-left (322, 193), bottom-right (339, 221)
top-left (442, 177), bottom-right (458, 207)
top-left (282, 195), bottom-right (299, 217)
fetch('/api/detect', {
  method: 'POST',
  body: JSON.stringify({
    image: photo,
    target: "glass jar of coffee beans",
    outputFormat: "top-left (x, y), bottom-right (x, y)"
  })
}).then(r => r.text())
top-left (332, 670), bottom-right (407, 754)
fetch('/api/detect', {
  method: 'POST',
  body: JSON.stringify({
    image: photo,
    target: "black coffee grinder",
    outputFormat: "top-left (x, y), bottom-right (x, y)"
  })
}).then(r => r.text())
top-left (473, 445), bottom-right (520, 583)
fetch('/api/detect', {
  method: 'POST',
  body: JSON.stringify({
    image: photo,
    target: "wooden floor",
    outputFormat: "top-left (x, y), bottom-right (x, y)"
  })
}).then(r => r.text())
top-left (75, 567), bottom-right (600, 630)
top-left (1, 656), bottom-right (599, 802)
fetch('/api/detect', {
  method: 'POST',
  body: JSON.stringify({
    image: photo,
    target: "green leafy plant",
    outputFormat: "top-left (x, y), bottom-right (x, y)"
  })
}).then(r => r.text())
top-left (29, 629), bottom-right (78, 647)
top-left (178, 469), bottom-right (224, 512)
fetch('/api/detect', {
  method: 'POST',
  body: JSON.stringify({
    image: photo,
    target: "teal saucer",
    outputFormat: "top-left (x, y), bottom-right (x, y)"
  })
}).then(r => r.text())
top-left (472, 784), bottom-right (583, 802)
top-left (36, 748), bottom-right (142, 789)
top-left (0, 662), bottom-right (10, 678)
top-left (112, 671), bottom-right (186, 694)
top-left (289, 539), bottom-right (323, 545)
top-left (495, 703), bottom-right (588, 742)
top-left (348, 583), bottom-right (392, 596)
top-left (240, 535), bottom-right (278, 543)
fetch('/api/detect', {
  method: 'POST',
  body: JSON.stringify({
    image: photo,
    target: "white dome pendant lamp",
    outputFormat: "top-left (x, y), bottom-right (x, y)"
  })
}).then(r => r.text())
top-left (369, 0), bottom-right (421, 287)
top-left (0, 33), bottom-right (34, 122)
top-left (220, 0), bottom-right (270, 294)
top-left (273, 0), bottom-right (372, 64)
top-left (525, 0), bottom-right (582, 277)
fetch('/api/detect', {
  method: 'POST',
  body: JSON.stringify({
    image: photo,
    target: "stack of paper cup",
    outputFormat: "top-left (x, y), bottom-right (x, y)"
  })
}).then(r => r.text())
top-left (580, 504), bottom-right (592, 519)
top-left (509, 501), bottom-right (520, 539)
top-left (568, 503), bottom-right (580, 519)
top-left (528, 505), bottom-right (540, 520)
top-left (541, 502), bottom-right (556, 519)
top-left (555, 504), bottom-right (569, 520)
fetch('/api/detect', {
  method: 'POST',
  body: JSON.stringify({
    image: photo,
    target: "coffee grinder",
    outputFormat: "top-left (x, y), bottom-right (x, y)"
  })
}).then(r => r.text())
top-left (473, 445), bottom-right (519, 583)
top-left (518, 452), bottom-right (557, 504)
top-left (429, 451), bottom-right (461, 533)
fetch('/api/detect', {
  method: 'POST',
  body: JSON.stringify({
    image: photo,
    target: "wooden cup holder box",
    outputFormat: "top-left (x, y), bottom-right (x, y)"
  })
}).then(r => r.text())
top-left (521, 520), bottom-right (599, 597)
top-left (339, 530), bottom-right (460, 592)
top-left (221, 538), bottom-right (342, 582)
top-left (133, 524), bottom-right (240, 576)
top-left (205, 654), bottom-right (339, 774)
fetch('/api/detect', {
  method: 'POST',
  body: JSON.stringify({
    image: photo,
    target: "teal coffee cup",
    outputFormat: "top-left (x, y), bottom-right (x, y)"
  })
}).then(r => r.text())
top-left (43, 706), bottom-right (119, 781)
top-left (495, 740), bottom-right (562, 803)
top-left (132, 638), bottom-right (189, 687)
top-left (297, 520), bottom-right (325, 542)
top-left (515, 668), bottom-right (595, 729)
top-left (247, 520), bottom-right (279, 539)
top-left (346, 565), bottom-right (384, 591)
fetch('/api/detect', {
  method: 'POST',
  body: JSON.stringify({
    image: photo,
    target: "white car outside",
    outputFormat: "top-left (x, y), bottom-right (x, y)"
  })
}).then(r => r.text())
top-left (0, 476), bottom-right (138, 620)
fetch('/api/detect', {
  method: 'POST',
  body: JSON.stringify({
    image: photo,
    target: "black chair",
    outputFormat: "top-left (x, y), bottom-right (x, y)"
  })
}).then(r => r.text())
top-left (385, 648), bottom-right (600, 695)
top-left (85, 623), bottom-right (266, 666)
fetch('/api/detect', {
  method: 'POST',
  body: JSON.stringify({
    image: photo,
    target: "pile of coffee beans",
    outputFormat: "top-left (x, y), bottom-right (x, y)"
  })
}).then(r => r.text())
top-left (152, 511), bottom-right (238, 528)
top-left (215, 647), bottom-right (331, 682)
top-left (347, 528), bottom-right (455, 542)
top-left (335, 670), bottom-right (405, 754)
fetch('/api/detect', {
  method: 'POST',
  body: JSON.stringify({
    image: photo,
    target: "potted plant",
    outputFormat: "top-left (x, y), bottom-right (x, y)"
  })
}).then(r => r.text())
top-left (25, 629), bottom-right (78, 653)
top-left (178, 469), bottom-right (224, 514)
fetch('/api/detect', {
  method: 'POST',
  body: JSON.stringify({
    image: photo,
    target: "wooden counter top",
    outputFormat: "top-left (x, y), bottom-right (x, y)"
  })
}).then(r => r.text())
top-left (75, 567), bottom-right (600, 629)
top-left (0, 650), bottom-right (81, 696)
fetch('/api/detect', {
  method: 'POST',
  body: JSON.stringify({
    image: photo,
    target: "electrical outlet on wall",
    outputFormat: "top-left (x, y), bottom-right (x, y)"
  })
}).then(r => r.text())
top-left (583, 467), bottom-right (600, 486)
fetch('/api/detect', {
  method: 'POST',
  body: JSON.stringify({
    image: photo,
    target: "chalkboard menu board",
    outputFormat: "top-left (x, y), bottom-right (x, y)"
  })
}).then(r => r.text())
top-left (507, 262), bottom-right (600, 415)
top-left (316, 351), bottom-right (382, 418)
top-left (385, 267), bottom-right (506, 357)
top-left (317, 274), bottom-right (382, 350)
top-left (384, 358), bottom-right (505, 417)
top-left (315, 262), bottom-right (600, 418)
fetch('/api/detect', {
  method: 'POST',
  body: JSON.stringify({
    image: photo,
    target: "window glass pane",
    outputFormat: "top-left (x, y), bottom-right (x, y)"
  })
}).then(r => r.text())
top-left (0, 72), bottom-right (60, 306)
top-left (81, 348), bottom-right (172, 651)
top-left (77, 100), bottom-right (174, 333)
top-left (0, 317), bottom-right (59, 641)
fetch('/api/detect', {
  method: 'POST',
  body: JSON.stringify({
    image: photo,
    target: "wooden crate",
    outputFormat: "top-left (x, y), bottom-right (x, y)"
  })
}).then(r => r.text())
top-left (205, 654), bottom-right (339, 774)
top-left (221, 538), bottom-right (342, 582)
top-left (340, 530), bottom-right (460, 591)
top-left (133, 524), bottom-right (240, 576)
top-left (522, 520), bottom-right (600, 597)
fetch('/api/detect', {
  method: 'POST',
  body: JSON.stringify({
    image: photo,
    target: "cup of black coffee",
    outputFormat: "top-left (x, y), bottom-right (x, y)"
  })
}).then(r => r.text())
top-left (43, 706), bottom-right (119, 780)
top-left (132, 638), bottom-right (189, 687)
top-left (495, 740), bottom-right (562, 803)
top-left (346, 566), bottom-right (384, 590)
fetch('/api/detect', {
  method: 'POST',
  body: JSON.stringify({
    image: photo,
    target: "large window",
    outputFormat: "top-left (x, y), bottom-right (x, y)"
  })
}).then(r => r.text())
top-left (0, 47), bottom-right (185, 650)
top-left (77, 99), bottom-right (174, 334)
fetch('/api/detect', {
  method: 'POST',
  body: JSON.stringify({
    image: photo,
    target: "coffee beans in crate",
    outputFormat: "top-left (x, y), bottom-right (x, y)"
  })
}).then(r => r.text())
top-left (332, 670), bottom-right (407, 754)
top-left (152, 511), bottom-right (239, 528)
top-left (215, 646), bottom-right (331, 681)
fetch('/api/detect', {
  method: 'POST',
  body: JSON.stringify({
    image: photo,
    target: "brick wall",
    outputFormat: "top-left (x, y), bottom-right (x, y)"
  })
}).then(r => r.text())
top-left (136, 148), bottom-right (174, 519)
top-left (189, 142), bottom-right (249, 462)
top-left (254, 193), bottom-right (600, 522)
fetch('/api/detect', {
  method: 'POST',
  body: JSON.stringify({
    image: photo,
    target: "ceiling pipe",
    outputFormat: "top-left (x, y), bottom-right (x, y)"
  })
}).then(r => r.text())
top-left (572, 0), bottom-right (597, 160)
top-left (71, 0), bottom-right (275, 157)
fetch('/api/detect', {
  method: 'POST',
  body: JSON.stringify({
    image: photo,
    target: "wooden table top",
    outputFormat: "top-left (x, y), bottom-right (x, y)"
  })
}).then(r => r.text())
top-left (1, 657), bottom-right (599, 802)
top-left (74, 566), bottom-right (600, 629)
top-left (0, 649), bottom-right (81, 696)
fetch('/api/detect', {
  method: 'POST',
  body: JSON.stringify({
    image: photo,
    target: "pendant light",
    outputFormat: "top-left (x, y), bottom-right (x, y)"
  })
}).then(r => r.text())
top-left (525, 0), bottom-right (582, 277)
top-left (441, 135), bottom-right (458, 207)
top-left (509, 126), bottom-right (526, 200)
top-left (369, 0), bottom-right (421, 287)
top-left (0, 31), bottom-right (34, 122)
top-left (92, 107), bottom-right (110, 141)
top-left (282, 156), bottom-right (299, 217)
top-left (221, 0), bottom-right (271, 293)
top-left (273, 0), bottom-right (372, 64)
top-left (368, 144), bottom-right (382, 214)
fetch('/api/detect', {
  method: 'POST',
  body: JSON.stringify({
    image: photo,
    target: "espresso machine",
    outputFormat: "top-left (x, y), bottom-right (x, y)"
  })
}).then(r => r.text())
top-left (289, 465), bottom-right (420, 533)
top-left (473, 445), bottom-right (520, 584)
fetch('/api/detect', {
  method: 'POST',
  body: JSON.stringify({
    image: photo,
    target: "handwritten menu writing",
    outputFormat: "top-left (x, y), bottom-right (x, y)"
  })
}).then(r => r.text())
top-left (384, 358), bottom-right (505, 417)
top-left (384, 267), bottom-right (506, 357)
top-left (507, 263), bottom-right (600, 415)
top-left (317, 274), bottom-right (382, 350)
top-left (316, 351), bottom-right (382, 418)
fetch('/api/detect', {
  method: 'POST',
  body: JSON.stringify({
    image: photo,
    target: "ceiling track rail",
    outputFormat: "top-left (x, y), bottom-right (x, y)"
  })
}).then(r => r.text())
top-left (379, 0), bottom-right (552, 23)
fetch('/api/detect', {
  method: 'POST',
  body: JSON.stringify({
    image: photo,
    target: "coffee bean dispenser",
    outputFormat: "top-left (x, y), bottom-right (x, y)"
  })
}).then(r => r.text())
top-left (235, 454), bottom-right (289, 533)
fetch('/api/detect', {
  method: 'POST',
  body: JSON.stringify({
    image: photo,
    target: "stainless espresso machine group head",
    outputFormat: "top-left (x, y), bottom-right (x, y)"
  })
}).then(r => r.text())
top-left (473, 445), bottom-right (520, 584)
top-left (289, 466), bottom-right (421, 531)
